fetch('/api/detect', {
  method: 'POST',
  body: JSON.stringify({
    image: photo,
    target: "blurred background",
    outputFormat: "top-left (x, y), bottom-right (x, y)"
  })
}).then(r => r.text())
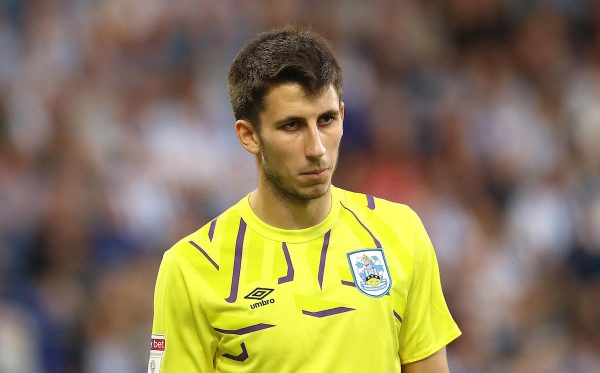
top-left (1, 0), bottom-right (599, 372)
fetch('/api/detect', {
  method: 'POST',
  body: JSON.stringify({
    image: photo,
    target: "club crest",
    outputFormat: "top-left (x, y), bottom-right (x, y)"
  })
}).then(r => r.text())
top-left (347, 249), bottom-right (392, 298)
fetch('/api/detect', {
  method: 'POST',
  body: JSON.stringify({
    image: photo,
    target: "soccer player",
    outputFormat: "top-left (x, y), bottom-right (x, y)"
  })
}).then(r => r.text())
top-left (148, 27), bottom-right (461, 373)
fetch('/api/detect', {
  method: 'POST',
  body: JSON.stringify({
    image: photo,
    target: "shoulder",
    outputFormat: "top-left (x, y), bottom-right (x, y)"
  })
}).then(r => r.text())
top-left (336, 186), bottom-right (420, 226)
top-left (335, 187), bottom-right (427, 265)
top-left (163, 198), bottom-right (246, 272)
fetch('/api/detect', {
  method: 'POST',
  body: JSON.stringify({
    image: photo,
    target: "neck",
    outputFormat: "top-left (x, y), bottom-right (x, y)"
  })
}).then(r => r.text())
top-left (249, 182), bottom-right (332, 230)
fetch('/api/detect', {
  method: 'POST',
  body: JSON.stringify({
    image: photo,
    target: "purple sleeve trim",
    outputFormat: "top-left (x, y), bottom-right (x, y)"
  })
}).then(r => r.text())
top-left (302, 307), bottom-right (355, 318)
top-left (340, 202), bottom-right (382, 248)
top-left (222, 343), bottom-right (249, 362)
top-left (341, 280), bottom-right (356, 287)
top-left (317, 230), bottom-right (332, 290)
top-left (188, 240), bottom-right (219, 270)
top-left (225, 218), bottom-right (247, 303)
top-left (278, 242), bottom-right (295, 284)
top-left (366, 194), bottom-right (375, 210)
top-left (393, 310), bottom-right (403, 322)
top-left (213, 323), bottom-right (275, 335)
top-left (208, 218), bottom-right (217, 242)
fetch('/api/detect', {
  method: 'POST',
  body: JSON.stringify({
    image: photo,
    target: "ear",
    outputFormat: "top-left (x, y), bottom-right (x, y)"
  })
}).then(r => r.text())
top-left (235, 119), bottom-right (260, 155)
top-left (339, 101), bottom-right (345, 135)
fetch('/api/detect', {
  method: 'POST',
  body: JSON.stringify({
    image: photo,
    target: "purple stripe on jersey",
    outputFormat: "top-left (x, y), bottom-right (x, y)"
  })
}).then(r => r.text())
top-left (340, 202), bottom-right (382, 248)
top-left (317, 230), bottom-right (331, 290)
top-left (225, 218), bottom-right (247, 303)
top-left (278, 242), bottom-right (295, 284)
top-left (393, 310), bottom-right (403, 322)
top-left (208, 218), bottom-right (217, 242)
top-left (213, 323), bottom-right (275, 335)
top-left (366, 194), bottom-right (375, 210)
top-left (222, 343), bottom-right (248, 362)
top-left (189, 240), bottom-right (219, 270)
top-left (341, 280), bottom-right (356, 287)
top-left (302, 307), bottom-right (355, 318)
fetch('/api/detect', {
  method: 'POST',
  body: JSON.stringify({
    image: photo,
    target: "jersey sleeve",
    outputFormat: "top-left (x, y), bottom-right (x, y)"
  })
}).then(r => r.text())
top-left (397, 210), bottom-right (461, 364)
top-left (149, 249), bottom-right (217, 373)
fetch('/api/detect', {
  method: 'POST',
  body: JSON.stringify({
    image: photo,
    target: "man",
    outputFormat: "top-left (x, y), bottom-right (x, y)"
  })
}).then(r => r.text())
top-left (148, 27), bottom-right (461, 373)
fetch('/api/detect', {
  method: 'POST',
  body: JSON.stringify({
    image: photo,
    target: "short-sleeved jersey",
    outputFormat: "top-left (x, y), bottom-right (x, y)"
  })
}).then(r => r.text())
top-left (149, 186), bottom-right (461, 372)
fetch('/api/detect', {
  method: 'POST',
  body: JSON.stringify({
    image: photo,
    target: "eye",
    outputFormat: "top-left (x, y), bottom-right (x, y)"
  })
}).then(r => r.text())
top-left (319, 116), bottom-right (335, 126)
top-left (281, 121), bottom-right (299, 131)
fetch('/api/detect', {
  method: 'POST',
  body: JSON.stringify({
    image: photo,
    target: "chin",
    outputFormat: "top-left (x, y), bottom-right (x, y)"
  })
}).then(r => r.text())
top-left (273, 182), bottom-right (330, 204)
top-left (298, 183), bottom-right (331, 200)
top-left (263, 167), bottom-right (332, 203)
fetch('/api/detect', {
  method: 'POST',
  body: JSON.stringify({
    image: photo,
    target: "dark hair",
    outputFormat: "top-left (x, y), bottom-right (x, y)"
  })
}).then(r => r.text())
top-left (227, 27), bottom-right (343, 128)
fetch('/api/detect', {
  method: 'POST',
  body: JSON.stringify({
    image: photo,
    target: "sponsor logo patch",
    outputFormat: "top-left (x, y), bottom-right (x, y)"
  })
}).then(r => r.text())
top-left (347, 249), bottom-right (392, 298)
top-left (147, 334), bottom-right (165, 373)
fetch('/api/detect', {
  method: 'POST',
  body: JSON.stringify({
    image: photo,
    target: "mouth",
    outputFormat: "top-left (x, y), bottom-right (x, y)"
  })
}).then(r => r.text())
top-left (301, 168), bottom-right (328, 175)
top-left (300, 168), bottom-right (329, 179)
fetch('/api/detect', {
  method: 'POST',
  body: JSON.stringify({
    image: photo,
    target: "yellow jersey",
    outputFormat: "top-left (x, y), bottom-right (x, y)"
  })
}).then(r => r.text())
top-left (148, 186), bottom-right (461, 372)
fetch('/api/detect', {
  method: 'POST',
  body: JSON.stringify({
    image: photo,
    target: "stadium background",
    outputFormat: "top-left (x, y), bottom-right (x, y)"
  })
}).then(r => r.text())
top-left (1, 0), bottom-right (599, 372)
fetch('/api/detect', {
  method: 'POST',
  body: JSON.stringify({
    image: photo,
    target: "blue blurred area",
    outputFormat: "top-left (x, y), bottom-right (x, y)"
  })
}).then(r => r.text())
top-left (0, 1), bottom-right (599, 372)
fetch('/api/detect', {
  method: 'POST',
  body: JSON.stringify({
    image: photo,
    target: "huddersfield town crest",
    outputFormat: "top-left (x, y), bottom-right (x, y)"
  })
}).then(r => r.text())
top-left (347, 249), bottom-right (392, 298)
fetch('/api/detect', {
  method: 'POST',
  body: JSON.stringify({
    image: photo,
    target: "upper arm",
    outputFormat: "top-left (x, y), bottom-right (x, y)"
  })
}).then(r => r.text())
top-left (150, 250), bottom-right (217, 372)
top-left (401, 347), bottom-right (449, 373)
top-left (397, 209), bottom-right (461, 363)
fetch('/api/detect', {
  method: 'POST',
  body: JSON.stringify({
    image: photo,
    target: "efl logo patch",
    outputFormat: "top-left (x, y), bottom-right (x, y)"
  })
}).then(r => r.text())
top-left (147, 334), bottom-right (165, 373)
top-left (347, 249), bottom-right (392, 298)
top-left (244, 287), bottom-right (274, 300)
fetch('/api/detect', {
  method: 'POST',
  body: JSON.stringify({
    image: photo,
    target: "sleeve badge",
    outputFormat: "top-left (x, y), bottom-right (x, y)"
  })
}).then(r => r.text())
top-left (147, 334), bottom-right (165, 373)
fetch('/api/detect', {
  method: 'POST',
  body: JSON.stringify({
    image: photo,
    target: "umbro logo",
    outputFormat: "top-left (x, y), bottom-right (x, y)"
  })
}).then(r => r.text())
top-left (244, 287), bottom-right (274, 300)
top-left (245, 287), bottom-right (275, 309)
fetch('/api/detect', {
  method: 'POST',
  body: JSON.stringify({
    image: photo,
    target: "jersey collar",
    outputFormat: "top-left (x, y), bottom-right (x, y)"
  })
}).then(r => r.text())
top-left (239, 186), bottom-right (342, 243)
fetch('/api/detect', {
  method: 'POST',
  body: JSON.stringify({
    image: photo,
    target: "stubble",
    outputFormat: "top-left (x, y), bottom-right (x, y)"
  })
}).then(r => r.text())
top-left (260, 142), bottom-right (335, 206)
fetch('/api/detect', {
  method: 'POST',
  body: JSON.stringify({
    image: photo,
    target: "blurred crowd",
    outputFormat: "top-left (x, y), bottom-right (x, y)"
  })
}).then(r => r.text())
top-left (1, 0), bottom-right (599, 372)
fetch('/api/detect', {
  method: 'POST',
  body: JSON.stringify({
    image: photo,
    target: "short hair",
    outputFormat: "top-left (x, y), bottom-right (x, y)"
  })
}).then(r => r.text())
top-left (227, 27), bottom-right (343, 128)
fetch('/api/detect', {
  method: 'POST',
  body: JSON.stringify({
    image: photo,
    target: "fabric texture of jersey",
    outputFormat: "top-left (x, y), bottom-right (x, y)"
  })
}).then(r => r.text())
top-left (150, 186), bottom-right (461, 372)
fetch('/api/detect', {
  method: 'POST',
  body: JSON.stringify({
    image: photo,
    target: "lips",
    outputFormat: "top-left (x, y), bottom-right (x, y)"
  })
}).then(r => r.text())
top-left (301, 168), bottom-right (328, 175)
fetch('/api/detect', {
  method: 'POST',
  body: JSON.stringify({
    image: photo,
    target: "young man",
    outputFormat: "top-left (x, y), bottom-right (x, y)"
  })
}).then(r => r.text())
top-left (148, 28), bottom-right (461, 373)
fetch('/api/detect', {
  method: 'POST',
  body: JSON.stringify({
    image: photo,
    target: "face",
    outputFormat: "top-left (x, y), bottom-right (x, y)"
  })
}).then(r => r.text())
top-left (255, 83), bottom-right (344, 203)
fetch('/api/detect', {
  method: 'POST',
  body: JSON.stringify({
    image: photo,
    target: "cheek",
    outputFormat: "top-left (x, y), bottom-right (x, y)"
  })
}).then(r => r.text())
top-left (263, 143), bottom-right (297, 171)
top-left (325, 132), bottom-right (343, 154)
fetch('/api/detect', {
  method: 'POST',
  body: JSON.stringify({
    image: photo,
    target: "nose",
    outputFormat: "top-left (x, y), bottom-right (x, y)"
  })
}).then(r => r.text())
top-left (305, 125), bottom-right (326, 159)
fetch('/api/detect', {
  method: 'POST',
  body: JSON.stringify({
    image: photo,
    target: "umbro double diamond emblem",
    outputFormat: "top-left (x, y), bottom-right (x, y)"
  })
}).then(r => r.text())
top-left (245, 287), bottom-right (275, 309)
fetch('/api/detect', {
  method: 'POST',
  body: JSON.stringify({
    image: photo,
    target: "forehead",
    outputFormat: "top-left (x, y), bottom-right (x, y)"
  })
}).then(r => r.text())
top-left (260, 84), bottom-right (340, 122)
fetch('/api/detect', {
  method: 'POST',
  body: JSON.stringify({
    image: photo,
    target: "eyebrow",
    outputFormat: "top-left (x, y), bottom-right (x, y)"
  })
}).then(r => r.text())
top-left (274, 109), bottom-right (340, 126)
top-left (319, 109), bottom-right (340, 118)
